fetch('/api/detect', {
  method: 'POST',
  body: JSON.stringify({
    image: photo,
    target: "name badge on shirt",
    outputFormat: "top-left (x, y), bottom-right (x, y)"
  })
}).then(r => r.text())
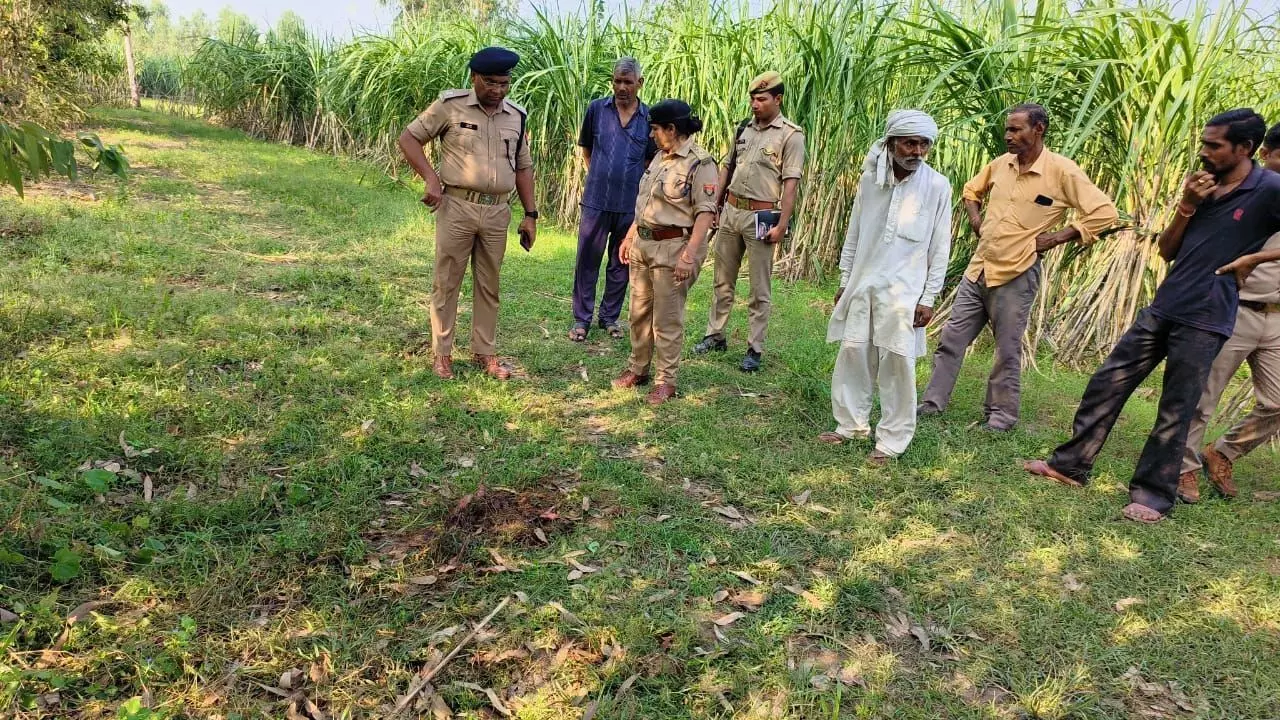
top-left (458, 122), bottom-right (478, 130)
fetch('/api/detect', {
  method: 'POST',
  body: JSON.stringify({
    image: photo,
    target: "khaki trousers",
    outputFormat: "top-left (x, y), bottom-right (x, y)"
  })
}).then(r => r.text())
top-left (705, 205), bottom-right (775, 352)
top-left (1181, 306), bottom-right (1280, 473)
top-left (431, 195), bottom-right (510, 357)
top-left (627, 233), bottom-right (705, 385)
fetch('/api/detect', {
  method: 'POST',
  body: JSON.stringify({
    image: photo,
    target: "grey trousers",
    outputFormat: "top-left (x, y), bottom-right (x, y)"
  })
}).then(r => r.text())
top-left (1181, 305), bottom-right (1280, 474)
top-left (920, 262), bottom-right (1041, 429)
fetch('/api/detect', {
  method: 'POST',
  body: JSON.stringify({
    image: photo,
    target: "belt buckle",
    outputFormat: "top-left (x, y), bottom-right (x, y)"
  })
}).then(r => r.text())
top-left (638, 227), bottom-right (654, 240)
top-left (478, 193), bottom-right (498, 205)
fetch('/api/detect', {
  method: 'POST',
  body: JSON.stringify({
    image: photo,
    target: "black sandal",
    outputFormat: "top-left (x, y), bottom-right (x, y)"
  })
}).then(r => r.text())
top-left (569, 324), bottom-right (588, 342)
top-left (605, 323), bottom-right (624, 339)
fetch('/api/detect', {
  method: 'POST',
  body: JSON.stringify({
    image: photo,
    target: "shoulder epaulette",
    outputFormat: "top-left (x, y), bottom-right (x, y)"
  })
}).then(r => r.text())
top-left (780, 117), bottom-right (804, 134)
top-left (439, 89), bottom-right (471, 102)
top-left (504, 98), bottom-right (528, 116)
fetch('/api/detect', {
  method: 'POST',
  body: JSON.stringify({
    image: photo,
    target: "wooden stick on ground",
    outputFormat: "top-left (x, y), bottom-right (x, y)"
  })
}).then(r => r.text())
top-left (392, 595), bottom-right (511, 717)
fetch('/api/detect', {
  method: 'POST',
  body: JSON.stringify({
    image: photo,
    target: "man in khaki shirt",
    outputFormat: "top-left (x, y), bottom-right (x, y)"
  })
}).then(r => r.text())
top-left (694, 71), bottom-right (805, 372)
top-left (397, 46), bottom-right (538, 381)
top-left (1179, 123), bottom-right (1280, 501)
top-left (920, 103), bottom-right (1117, 430)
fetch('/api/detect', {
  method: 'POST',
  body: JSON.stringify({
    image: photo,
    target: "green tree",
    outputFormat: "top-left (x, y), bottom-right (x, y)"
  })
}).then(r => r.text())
top-left (0, 0), bottom-right (132, 126)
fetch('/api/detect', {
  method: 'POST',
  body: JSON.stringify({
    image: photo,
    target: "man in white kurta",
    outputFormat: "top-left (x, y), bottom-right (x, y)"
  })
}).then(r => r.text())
top-left (819, 111), bottom-right (953, 462)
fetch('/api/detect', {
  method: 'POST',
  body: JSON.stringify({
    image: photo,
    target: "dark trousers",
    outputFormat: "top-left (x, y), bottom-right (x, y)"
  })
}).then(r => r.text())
top-left (1049, 308), bottom-right (1226, 515)
top-left (921, 263), bottom-right (1040, 429)
top-left (572, 207), bottom-right (632, 327)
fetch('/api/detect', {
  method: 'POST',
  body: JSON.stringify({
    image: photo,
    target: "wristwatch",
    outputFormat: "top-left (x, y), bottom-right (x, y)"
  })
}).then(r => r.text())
top-left (524, 210), bottom-right (539, 220)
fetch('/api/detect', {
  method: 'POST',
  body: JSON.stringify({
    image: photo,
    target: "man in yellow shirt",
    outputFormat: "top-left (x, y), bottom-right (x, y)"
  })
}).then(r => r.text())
top-left (919, 104), bottom-right (1117, 430)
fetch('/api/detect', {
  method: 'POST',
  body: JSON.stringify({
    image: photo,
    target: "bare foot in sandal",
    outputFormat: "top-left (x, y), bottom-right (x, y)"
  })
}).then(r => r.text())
top-left (569, 325), bottom-right (588, 342)
top-left (1121, 502), bottom-right (1165, 524)
top-left (605, 323), bottom-right (624, 339)
top-left (1024, 459), bottom-right (1085, 488)
top-left (817, 431), bottom-right (846, 444)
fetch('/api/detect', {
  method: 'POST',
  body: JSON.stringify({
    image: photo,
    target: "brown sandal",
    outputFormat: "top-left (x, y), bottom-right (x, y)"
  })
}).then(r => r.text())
top-left (1121, 503), bottom-right (1165, 524)
top-left (1024, 459), bottom-right (1084, 488)
top-left (605, 323), bottom-right (624, 339)
top-left (817, 431), bottom-right (846, 445)
top-left (569, 325), bottom-right (588, 342)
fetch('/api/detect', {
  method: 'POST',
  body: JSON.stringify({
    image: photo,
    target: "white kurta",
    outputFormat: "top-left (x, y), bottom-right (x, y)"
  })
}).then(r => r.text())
top-left (827, 163), bottom-right (953, 359)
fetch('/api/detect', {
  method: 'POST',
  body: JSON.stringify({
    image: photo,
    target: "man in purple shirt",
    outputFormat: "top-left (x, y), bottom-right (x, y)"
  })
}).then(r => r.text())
top-left (570, 57), bottom-right (658, 342)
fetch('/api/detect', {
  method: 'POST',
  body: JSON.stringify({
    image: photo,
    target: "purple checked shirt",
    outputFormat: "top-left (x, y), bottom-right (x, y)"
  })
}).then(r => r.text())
top-left (578, 97), bottom-right (657, 214)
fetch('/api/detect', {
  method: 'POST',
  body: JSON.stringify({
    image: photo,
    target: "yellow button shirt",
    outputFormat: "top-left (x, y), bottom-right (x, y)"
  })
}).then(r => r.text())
top-left (962, 149), bottom-right (1117, 287)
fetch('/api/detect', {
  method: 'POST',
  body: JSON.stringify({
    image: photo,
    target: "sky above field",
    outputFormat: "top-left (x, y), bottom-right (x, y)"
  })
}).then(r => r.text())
top-left (160, 0), bottom-right (1280, 39)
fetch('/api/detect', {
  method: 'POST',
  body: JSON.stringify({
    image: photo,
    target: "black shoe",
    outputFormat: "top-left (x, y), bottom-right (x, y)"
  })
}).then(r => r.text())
top-left (693, 335), bottom-right (727, 354)
top-left (740, 349), bottom-right (762, 372)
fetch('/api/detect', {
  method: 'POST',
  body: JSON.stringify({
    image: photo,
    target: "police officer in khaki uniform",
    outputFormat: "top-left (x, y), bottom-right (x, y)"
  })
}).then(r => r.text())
top-left (612, 100), bottom-right (719, 405)
top-left (694, 71), bottom-right (805, 372)
top-left (398, 47), bottom-right (538, 381)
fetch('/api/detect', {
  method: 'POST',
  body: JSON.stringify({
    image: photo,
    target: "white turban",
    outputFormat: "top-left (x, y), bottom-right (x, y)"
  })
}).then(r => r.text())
top-left (863, 109), bottom-right (939, 188)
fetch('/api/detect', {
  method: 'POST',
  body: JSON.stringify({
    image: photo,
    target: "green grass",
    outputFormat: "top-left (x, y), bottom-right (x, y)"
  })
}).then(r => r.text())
top-left (2, 108), bottom-right (1279, 719)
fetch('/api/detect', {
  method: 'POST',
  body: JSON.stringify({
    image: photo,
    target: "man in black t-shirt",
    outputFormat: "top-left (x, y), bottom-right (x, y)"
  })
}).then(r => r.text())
top-left (1025, 108), bottom-right (1280, 523)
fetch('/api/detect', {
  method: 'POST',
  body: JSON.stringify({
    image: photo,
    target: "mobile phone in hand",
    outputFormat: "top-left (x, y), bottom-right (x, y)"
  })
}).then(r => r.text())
top-left (519, 228), bottom-right (532, 252)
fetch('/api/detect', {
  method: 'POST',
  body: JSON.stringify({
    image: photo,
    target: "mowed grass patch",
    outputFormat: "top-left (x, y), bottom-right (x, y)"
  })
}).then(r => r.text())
top-left (1, 108), bottom-right (1278, 719)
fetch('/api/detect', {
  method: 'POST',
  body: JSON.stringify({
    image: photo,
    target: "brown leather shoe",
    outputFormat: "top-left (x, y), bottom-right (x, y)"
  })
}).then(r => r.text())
top-left (645, 383), bottom-right (677, 405)
top-left (433, 355), bottom-right (454, 380)
top-left (1202, 444), bottom-right (1237, 498)
top-left (1176, 471), bottom-right (1200, 504)
top-left (612, 369), bottom-right (650, 389)
top-left (472, 354), bottom-right (510, 380)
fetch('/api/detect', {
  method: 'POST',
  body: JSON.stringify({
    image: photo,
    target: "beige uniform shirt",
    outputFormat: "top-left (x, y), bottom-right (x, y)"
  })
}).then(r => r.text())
top-left (634, 138), bottom-right (719, 229)
top-left (725, 114), bottom-right (805, 202)
top-left (405, 89), bottom-right (533, 195)
top-left (1240, 232), bottom-right (1280, 304)
top-left (962, 150), bottom-right (1117, 287)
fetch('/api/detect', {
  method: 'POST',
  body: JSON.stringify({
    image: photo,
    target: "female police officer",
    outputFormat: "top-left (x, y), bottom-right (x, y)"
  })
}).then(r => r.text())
top-left (612, 99), bottom-right (719, 405)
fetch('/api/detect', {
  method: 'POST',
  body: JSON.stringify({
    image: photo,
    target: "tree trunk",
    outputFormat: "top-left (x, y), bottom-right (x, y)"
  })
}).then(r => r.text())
top-left (123, 22), bottom-right (140, 108)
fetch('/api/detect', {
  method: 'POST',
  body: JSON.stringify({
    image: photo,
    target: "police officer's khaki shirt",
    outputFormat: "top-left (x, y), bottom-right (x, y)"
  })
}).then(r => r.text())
top-left (634, 138), bottom-right (719, 229)
top-left (725, 113), bottom-right (805, 203)
top-left (405, 89), bottom-right (533, 195)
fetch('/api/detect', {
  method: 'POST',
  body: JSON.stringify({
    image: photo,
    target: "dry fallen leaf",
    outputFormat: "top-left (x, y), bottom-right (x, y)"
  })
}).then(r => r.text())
top-left (909, 625), bottom-right (931, 651)
top-left (581, 700), bottom-right (599, 720)
top-left (279, 667), bottom-right (305, 691)
top-left (513, 591), bottom-right (529, 603)
top-left (409, 462), bottom-right (428, 478)
top-left (729, 570), bottom-right (762, 585)
top-left (806, 503), bottom-right (837, 515)
top-left (582, 496), bottom-right (591, 512)
top-left (1061, 573), bottom-right (1084, 592)
top-left (0, 608), bottom-right (18, 623)
top-left (730, 590), bottom-right (767, 611)
top-left (646, 589), bottom-right (676, 603)
top-left (655, 514), bottom-right (673, 522)
top-left (792, 489), bottom-right (812, 506)
top-left (711, 589), bottom-right (730, 603)
top-left (143, 474), bottom-right (153, 503)
top-left (617, 673), bottom-right (640, 696)
top-left (712, 611), bottom-right (746, 627)
top-left (569, 559), bottom-right (599, 574)
top-left (568, 569), bottom-right (584, 581)
top-left (533, 528), bottom-right (548, 544)
top-left (711, 505), bottom-right (743, 520)
top-left (186, 482), bottom-right (198, 499)
top-left (1253, 490), bottom-right (1280, 502)
top-left (429, 692), bottom-right (452, 719)
top-left (884, 612), bottom-right (911, 639)
top-left (547, 601), bottom-right (584, 626)
top-left (360, 419), bottom-right (376, 435)
top-left (782, 584), bottom-right (823, 609)
top-left (66, 601), bottom-right (105, 625)
top-left (408, 575), bottom-right (438, 586)
top-left (1114, 597), bottom-right (1144, 612)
